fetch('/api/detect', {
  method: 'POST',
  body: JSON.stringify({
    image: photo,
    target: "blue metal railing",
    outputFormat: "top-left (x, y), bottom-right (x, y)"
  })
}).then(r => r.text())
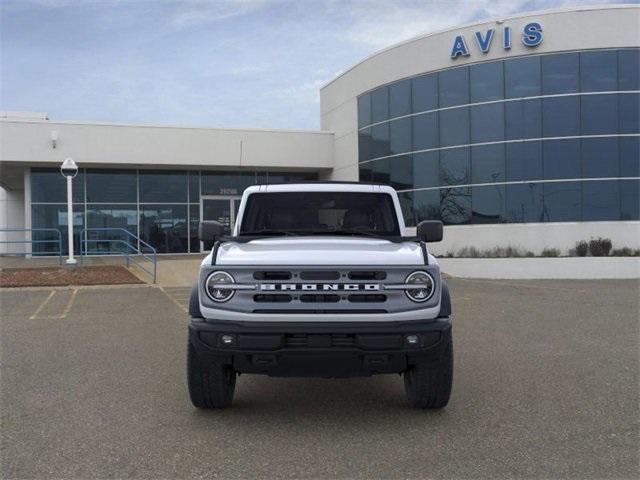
top-left (0, 228), bottom-right (63, 264)
top-left (79, 228), bottom-right (157, 283)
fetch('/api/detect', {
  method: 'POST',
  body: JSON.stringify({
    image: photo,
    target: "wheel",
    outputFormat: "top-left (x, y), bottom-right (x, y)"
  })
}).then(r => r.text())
top-left (187, 341), bottom-right (236, 409)
top-left (404, 337), bottom-right (453, 409)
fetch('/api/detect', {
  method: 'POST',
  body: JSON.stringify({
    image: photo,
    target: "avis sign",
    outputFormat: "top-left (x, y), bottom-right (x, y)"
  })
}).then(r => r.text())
top-left (450, 22), bottom-right (543, 59)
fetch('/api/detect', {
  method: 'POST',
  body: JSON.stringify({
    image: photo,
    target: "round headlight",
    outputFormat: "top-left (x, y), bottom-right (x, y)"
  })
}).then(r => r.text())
top-left (205, 271), bottom-right (235, 302)
top-left (405, 271), bottom-right (435, 302)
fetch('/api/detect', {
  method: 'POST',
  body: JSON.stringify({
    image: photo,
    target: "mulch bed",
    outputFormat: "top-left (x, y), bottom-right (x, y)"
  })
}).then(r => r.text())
top-left (0, 266), bottom-right (143, 288)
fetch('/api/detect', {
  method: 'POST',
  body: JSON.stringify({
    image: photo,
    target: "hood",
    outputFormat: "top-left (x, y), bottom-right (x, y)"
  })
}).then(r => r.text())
top-left (212, 236), bottom-right (425, 266)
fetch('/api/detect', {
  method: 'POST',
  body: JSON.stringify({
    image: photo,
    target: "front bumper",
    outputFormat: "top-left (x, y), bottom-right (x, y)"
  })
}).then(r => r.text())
top-left (189, 317), bottom-right (452, 378)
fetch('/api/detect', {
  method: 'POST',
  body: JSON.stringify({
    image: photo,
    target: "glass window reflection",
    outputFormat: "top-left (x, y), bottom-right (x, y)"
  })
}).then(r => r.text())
top-left (412, 112), bottom-right (438, 151)
top-left (543, 182), bottom-right (581, 222)
top-left (86, 170), bottom-right (136, 203)
top-left (471, 144), bottom-right (505, 184)
top-left (506, 142), bottom-right (543, 182)
top-left (139, 205), bottom-right (189, 253)
top-left (31, 204), bottom-right (84, 255)
top-left (358, 94), bottom-right (372, 128)
top-left (618, 49), bottom-right (640, 91)
top-left (371, 87), bottom-right (389, 123)
top-left (412, 152), bottom-right (439, 189)
top-left (542, 96), bottom-right (580, 137)
top-left (582, 138), bottom-right (619, 178)
top-left (31, 168), bottom-right (85, 203)
top-left (472, 185), bottom-right (505, 223)
top-left (581, 51), bottom-right (617, 92)
top-left (389, 155), bottom-right (413, 191)
top-left (581, 94), bottom-right (618, 135)
top-left (389, 79), bottom-right (412, 118)
top-left (370, 123), bottom-right (390, 159)
top-left (389, 118), bottom-right (411, 155)
top-left (619, 93), bottom-right (640, 134)
top-left (440, 187), bottom-right (471, 224)
top-left (470, 61), bottom-right (504, 102)
top-left (86, 205), bottom-right (138, 254)
top-left (412, 74), bottom-right (438, 113)
top-left (470, 103), bottom-right (504, 143)
top-left (620, 179), bottom-right (640, 220)
top-left (506, 183), bottom-right (543, 223)
top-left (139, 170), bottom-right (187, 203)
top-left (544, 139), bottom-right (580, 180)
top-left (542, 53), bottom-right (579, 94)
top-left (439, 67), bottom-right (469, 107)
top-left (359, 128), bottom-right (372, 162)
top-left (439, 108), bottom-right (469, 147)
top-left (413, 189), bottom-right (441, 223)
top-left (505, 57), bottom-right (540, 98)
top-left (505, 99), bottom-right (542, 140)
top-left (582, 180), bottom-right (620, 221)
top-left (440, 148), bottom-right (470, 186)
top-left (620, 137), bottom-right (640, 177)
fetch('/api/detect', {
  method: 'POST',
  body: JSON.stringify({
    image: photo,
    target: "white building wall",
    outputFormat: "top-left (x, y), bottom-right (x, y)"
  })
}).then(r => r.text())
top-left (0, 186), bottom-right (25, 254)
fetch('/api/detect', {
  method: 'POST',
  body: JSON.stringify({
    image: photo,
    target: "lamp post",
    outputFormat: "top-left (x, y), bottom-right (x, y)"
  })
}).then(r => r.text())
top-left (60, 157), bottom-right (78, 265)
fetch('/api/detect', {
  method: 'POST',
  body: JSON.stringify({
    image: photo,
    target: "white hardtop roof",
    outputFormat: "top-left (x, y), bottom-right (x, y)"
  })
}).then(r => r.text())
top-left (243, 183), bottom-right (397, 194)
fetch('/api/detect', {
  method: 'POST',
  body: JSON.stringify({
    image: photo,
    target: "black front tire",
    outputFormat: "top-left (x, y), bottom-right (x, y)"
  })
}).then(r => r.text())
top-left (187, 342), bottom-right (236, 409)
top-left (404, 337), bottom-right (453, 409)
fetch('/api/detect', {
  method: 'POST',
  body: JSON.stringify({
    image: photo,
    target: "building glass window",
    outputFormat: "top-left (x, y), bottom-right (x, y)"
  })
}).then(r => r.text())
top-left (581, 94), bottom-right (618, 135)
top-left (412, 112), bottom-right (438, 151)
top-left (139, 205), bottom-right (189, 253)
top-left (471, 144), bottom-right (505, 184)
top-left (413, 189), bottom-right (441, 223)
top-left (620, 137), bottom-right (640, 177)
top-left (370, 158), bottom-right (391, 185)
top-left (470, 61), bottom-right (504, 102)
top-left (389, 117), bottom-right (412, 155)
top-left (201, 171), bottom-right (255, 196)
top-left (544, 139), bottom-right (580, 180)
top-left (359, 128), bottom-right (372, 162)
top-left (582, 180), bottom-right (620, 221)
top-left (439, 108), bottom-right (469, 147)
top-left (31, 204), bottom-right (84, 255)
top-left (440, 148), bottom-right (470, 186)
top-left (618, 49), bottom-right (640, 91)
top-left (620, 179), bottom-right (640, 221)
top-left (358, 93), bottom-right (372, 128)
top-left (439, 67), bottom-right (469, 107)
top-left (389, 79), bottom-right (412, 118)
top-left (543, 182), bottom-right (581, 222)
top-left (31, 168), bottom-right (84, 203)
top-left (472, 185), bottom-right (505, 224)
top-left (542, 96), bottom-right (580, 137)
top-left (86, 169), bottom-right (136, 203)
top-left (580, 50), bottom-right (618, 92)
top-left (506, 183), bottom-right (543, 223)
top-left (412, 73), bottom-right (438, 113)
top-left (370, 123), bottom-right (390, 159)
top-left (86, 205), bottom-right (138, 254)
top-left (440, 187), bottom-right (471, 224)
top-left (542, 52), bottom-right (579, 95)
top-left (412, 152), bottom-right (439, 189)
top-left (582, 137), bottom-right (619, 178)
top-left (139, 170), bottom-right (187, 203)
top-left (189, 171), bottom-right (200, 202)
top-left (470, 103), bottom-right (504, 143)
top-left (505, 99), bottom-right (542, 140)
top-left (389, 155), bottom-right (413, 191)
top-left (189, 204), bottom-right (200, 252)
top-left (619, 93), bottom-right (640, 134)
top-left (371, 86), bottom-right (389, 123)
top-left (505, 56), bottom-right (540, 98)
top-left (506, 142), bottom-right (543, 182)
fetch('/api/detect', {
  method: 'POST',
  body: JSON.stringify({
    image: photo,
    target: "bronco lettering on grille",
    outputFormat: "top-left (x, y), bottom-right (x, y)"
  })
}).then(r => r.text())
top-left (260, 284), bottom-right (380, 291)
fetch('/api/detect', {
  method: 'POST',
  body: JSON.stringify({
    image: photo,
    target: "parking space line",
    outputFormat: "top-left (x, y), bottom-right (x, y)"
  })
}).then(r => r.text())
top-left (59, 289), bottom-right (78, 319)
top-left (158, 286), bottom-right (188, 314)
top-left (29, 290), bottom-right (56, 320)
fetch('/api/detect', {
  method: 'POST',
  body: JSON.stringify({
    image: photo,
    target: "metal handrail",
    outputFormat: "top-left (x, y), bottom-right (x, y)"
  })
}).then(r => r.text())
top-left (79, 228), bottom-right (157, 283)
top-left (0, 228), bottom-right (63, 264)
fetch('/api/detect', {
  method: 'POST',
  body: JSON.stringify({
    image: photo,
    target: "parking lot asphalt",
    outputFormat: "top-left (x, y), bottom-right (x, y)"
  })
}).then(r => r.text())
top-left (1, 279), bottom-right (638, 479)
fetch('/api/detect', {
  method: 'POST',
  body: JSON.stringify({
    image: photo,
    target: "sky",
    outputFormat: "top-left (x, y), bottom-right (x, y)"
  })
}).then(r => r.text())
top-left (0, 0), bottom-right (632, 130)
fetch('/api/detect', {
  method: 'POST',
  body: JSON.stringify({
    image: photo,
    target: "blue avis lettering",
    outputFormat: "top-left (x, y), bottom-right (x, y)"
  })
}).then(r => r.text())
top-left (451, 22), bottom-right (542, 59)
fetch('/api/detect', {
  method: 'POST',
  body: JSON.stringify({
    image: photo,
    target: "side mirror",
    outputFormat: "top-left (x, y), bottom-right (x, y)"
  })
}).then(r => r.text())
top-left (416, 220), bottom-right (443, 242)
top-left (199, 221), bottom-right (225, 242)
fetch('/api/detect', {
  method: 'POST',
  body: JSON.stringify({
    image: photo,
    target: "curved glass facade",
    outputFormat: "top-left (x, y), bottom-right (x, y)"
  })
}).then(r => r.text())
top-left (357, 49), bottom-right (640, 226)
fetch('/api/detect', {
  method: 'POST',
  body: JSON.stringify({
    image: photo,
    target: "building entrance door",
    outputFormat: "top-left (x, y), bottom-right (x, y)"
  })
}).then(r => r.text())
top-left (200, 196), bottom-right (241, 250)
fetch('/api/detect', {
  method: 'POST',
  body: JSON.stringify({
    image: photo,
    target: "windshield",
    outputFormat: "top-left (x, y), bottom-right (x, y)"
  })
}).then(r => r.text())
top-left (239, 192), bottom-right (400, 237)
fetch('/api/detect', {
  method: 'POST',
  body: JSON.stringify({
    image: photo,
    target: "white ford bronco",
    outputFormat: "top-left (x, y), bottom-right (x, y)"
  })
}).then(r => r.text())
top-left (188, 183), bottom-right (452, 409)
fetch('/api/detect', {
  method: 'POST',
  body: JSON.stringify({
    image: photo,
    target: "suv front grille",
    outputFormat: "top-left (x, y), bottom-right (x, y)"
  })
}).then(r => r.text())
top-left (285, 334), bottom-right (355, 348)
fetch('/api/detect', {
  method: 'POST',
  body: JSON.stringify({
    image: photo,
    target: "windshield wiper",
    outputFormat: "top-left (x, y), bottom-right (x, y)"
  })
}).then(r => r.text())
top-left (240, 229), bottom-right (300, 237)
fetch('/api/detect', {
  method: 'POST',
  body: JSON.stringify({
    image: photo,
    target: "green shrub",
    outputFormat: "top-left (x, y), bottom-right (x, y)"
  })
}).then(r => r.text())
top-left (574, 241), bottom-right (589, 257)
top-left (610, 247), bottom-right (640, 257)
top-left (541, 248), bottom-right (560, 257)
top-left (589, 237), bottom-right (612, 257)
